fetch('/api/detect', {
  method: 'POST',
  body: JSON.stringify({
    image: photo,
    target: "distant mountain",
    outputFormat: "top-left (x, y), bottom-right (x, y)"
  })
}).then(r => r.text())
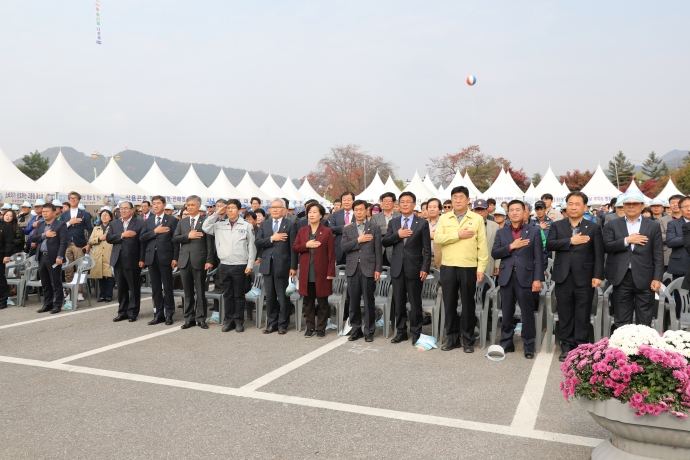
top-left (660, 149), bottom-right (689, 169)
top-left (13, 147), bottom-right (299, 188)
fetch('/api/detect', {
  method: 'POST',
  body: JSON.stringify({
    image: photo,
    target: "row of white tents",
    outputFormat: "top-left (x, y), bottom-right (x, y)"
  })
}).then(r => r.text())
top-left (1, 147), bottom-right (684, 208)
top-left (0, 148), bottom-right (330, 207)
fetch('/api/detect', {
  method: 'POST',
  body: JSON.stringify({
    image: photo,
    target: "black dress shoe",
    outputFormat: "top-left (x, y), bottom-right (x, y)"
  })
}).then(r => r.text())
top-left (148, 317), bottom-right (164, 326)
top-left (390, 333), bottom-right (409, 344)
top-left (50, 308), bottom-right (61, 314)
top-left (525, 351), bottom-right (535, 359)
top-left (113, 315), bottom-right (128, 322)
top-left (96, 298), bottom-right (105, 303)
top-left (348, 329), bottom-right (364, 341)
top-left (263, 326), bottom-right (278, 334)
top-left (463, 345), bottom-right (474, 353)
top-left (304, 328), bottom-right (315, 338)
top-left (0, 303), bottom-right (7, 310)
top-left (222, 323), bottom-right (235, 332)
top-left (236, 324), bottom-right (245, 333)
top-left (559, 350), bottom-right (569, 362)
top-left (37, 306), bottom-right (52, 313)
top-left (316, 330), bottom-right (325, 338)
top-left (105, 298), bottom-right (112, 302)
top-left (410, 335), bottom-right (420, 346)
top-left (197, 321), bottom-right (209, 329)
top-left (128, 317), bottom-right (137, 322)
top-left (165, 317), bottom-right (173, 326)
top-left (278, 329), bottom-right (287, 335)
top-left (181, 322), bottom-right (196, 329)
top-left (503, 344), bottom-right (516, 353)
top-left (365, 334), bottom-right (373, 343)
top-left (441, 343), bottom-right (457, 351)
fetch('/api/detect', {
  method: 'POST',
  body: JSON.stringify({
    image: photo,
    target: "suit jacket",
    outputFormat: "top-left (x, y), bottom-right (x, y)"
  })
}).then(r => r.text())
top-left (603, 216), bottom-right (664, 288)
top-left (668, 219), bottom-right (690, 276)
top-left (140, 210), bottom-right (154, 223)
top-left (172, 215), bottom-right (215, 270)
top-left (60, 208), bottom-right (93, 248)
top-left (659, 214), bottom-right (674, 266)
top-left (255, 217), bottom-right (298, 276)
top-left (328, 208), bottom-right (355, 261)
top-left (492, 224), bottom-right (545, 288)
top-left (341, 220), bottom-right (383, 278)
top-left (139, 213), bottom-right (180, 266)
top-left (107, 218), bottom-right (146, 269)
top-left (0, 221), bottom-right (14, 258)
top-left (382, 214), bottom-right (431, 279)
top-left (292, 224), bottom-right (336, 298)
top-left (485, 219), bottom-right (501, 275)
top-left (31, 220), bottom-right (68, 262)
top-left (546, 218), bottom-right (605, 287)
top-left (371, 211), bottom-right (400, 263)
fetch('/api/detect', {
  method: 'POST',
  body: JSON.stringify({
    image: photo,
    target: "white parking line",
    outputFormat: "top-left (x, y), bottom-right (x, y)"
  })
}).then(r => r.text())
top-left (511, 340), bottom-right (554, 429)
top-left (0, 354), bottom-right (601, 448)
top-left (0, 297), bottom-right (153, 330)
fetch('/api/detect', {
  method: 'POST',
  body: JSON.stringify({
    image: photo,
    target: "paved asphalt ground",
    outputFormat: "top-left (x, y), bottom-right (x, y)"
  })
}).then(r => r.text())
top-left (0, 292), bottom-right (608, 459)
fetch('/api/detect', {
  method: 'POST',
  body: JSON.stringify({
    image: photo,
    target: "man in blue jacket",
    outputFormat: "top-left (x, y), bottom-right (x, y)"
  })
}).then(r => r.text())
top-left (60, 192), bottom-right (93, 301)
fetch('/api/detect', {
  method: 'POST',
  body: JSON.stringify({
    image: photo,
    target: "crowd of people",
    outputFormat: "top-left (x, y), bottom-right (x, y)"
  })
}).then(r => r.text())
top-left (0, 186), bottom-right (684, 361)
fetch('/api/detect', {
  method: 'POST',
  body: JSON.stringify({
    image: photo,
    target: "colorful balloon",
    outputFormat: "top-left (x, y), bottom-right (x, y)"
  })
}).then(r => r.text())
top-left (466, 75), bottom-right (476, 86)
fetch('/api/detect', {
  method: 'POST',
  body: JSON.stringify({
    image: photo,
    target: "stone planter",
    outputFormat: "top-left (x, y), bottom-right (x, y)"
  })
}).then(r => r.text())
top-left (579, 398), bottom-right (690, 459)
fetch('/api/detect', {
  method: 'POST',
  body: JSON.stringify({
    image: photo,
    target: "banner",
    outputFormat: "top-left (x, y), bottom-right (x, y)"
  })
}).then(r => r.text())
top-left (95, 0), bottom-right (101, 44)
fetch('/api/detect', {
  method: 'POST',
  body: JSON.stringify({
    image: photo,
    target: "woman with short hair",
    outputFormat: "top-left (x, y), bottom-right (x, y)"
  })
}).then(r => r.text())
top-left (88, 209), bottom-right (116, 302)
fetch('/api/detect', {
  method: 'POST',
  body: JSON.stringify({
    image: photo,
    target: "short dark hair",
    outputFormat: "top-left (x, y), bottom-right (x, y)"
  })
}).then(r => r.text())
top-left (151, 195), bottom-right (166, 204)
top-left (541, 193), bottom-right (553, 201)
top-left (443, 200), bottom-right (452, 206)
top-left (610, 197), bottom-right (617, 207)
top-left (244, 211), bottom-right (257, 221)
top-left (507, 199), bottom-right (525, 210)
top-left (250, 197), bottom-right (262, 205)
top-left (341, 191), bottom-right (355, 201)
top-left (304, 199), bottom-right (318, 208)
top-left (450, 186), bottom-right (470, 198)
top-left (421, 201), bottom-right (428, 209)
top-left (334, 198), bottom-right (342, 204)
top-left (68, 191), bottom-right (81, 200)
top-left (679, 196), bottom-right (690, 209)
top-left (142, 200), bottom-right (151, 207)
top-left (254, 208), bottom-right (266, 217)
top-left (669, 194), bottom-right (685, 203)
top-left (487, 198), bottom-right (496, 206)
top-left (306, 202), bottom-right (326, 217)
top-left (43, 203), bottom-right (56, 211)
top-left (379, 192), bottom-right (396, 202)
top-left (282, 198), bottom-right (289, 208)
top-left (100, 209), bottom-right (114, 221)
top-left (352, 199), bottom-right (368, 210)
top-left (566, 191), bottom-right (588, 205)
top-left (399, 191), bottom-right (416, 203)
top-left (227, 199), bottom-right (242, 210)
top-left (427, 198), bottom-right (442, 209)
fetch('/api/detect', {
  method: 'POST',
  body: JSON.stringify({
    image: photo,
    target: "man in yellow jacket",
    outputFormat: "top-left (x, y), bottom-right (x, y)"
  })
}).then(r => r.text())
top-left (434, 186), bottom-right (488, 352)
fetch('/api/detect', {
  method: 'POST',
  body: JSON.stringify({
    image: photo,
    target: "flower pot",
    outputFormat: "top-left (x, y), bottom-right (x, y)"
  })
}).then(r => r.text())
top-left (579, 398), bottom-right (690, 459)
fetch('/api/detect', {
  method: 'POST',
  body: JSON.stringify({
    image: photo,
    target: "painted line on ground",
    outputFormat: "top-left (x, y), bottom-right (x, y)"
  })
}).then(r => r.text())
top-left (511, 340), bottom-right (554, 429)
top-left (240, 336), bottom-right (349, 391)
top-left (0, 297), bottom-right (153, 330)
top-left (52, 326), bottom-right (182, 364)
top-left (0, 354), bottom-right (601, 448)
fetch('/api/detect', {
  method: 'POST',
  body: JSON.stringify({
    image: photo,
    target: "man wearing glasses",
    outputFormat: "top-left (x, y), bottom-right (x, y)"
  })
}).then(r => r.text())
top-left (371, 192), bottom-right (400, 266)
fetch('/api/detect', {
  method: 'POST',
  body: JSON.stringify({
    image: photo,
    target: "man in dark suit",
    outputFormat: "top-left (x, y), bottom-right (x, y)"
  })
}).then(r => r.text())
top-left (371, 192), bottom-right (400, 266)
top-left (491, 199), bottom-right (544, 359)
top-left (342, 199), bottom-right (383, 342)
top-left (140, 195), bottom-right (180, 326)
top-left (667, 196), bottom-right (690, 281)
top-left (603, 191), bottom-right (663, 328)
top-left (139, 200), bottom-right (153, 223)
top-left (546, 191), bottom-right (605, 362)
top-left (255, 198), bottom-right (298, 334)
top-left (328, 191), bottom-right (355, 266)
top-left (61, 191), bottom-right (93, 301)
top-left (0, 215), bottom-right (14, 310)
top-left (173, 195), bottom-right (216, 330)
top-left (107, 201), bottom-right (146, 322)
top-left (382, 191), bottom-right (431, 345)
top-left (31, 203), bottom-right (68, 314)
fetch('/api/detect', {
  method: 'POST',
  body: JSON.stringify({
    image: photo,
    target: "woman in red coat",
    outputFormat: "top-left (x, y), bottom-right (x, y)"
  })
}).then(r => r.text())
top-left (293, 202), bottom-right (335, 338)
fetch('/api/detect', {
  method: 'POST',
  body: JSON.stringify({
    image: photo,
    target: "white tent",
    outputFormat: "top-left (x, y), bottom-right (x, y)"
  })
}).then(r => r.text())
top-left (402, 171), bottom-right (438, 203)
top-left (357, 172), bottom-right (389, 203)
top-left (463, 171), bottom-right (483, 198)
top-left (91, 158), bottom-right (149, 205)
top-left (439, 171), bottom-right (469, 198)
top-left (259, 174), bottom-right (288, 201)
top-left (625, 179), bottom-right (651, 205)
top-left (481, 170), bottom-right (525, 202)
top-left (422, 174), bottom-right (438, 194)
top-left (533, 167), bottom-right (567, 201)
top-left (656, 178), bottom-right (683, 203)
top-left (36, 149), bottom-right (104, 204)
top-left (298, 178), bottom-right (329, 205)
top-left (524, 182), bottom-right (538, 199)
top-left (280, 176), bottom-right (306, 203)
top-left (176, 165), bottom-right (211, 201)
top-left (0, 146), bottom-right (49, 204)
top-left (137, 160), bottom-right (186, 205)
top-left (207, 170), bottom-right (251, 204)
top-left (236, 172), bottom-right (271, 205)
top-left (384, 176), bottom-right (401, 196)
top-left (503, 169), bottom-right (526, 196)
top-left (561, 180), bottom-right (570, 194)
top-left (580, 165), bottom-right (621, 204)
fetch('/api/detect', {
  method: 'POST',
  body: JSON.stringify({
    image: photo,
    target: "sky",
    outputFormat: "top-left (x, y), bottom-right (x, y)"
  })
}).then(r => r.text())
top-left (1, 1), bottom-right (689, 184)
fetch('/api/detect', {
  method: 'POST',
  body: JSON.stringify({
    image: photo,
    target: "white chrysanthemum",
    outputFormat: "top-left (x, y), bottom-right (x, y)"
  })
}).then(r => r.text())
top-left (609, 324), bottom-right (667, 355)
top-left (662, 330), bottom-right (690, 359)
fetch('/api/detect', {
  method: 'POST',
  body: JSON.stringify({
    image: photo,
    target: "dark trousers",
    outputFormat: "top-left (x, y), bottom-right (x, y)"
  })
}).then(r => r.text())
top-left (613, 269), bottom-right (655, 328)
top-left (303, 282), bottom-right (329, 331)
top-left (555, 273), bottom-right (594, 352)
top-left (391, 272), bottom-right (423, 337)
top-left (98, 277), bottom-right (115, 300)
top-left (148, 252), bottom-right (175, 320)
top-left (0, 261), bottom-right (8, 305)
top-left (673, 273), bottom-right (683, 318)
top-left (440, 265), bottom-right (477, 347)
top-left (38, 256), bottom-right (64, 310)
top-left (499, 271), bottom-right (536, 351)
top-left (347, 263), bottom-right (376, 335)
top-left (114, 263), bottom-right (142, 318)
top-left (181, 265), bottom-right (207, 323)
top-left (220, 264), bottom-right (246, 326)
top-left (264, 260), bottom-right (290, 330)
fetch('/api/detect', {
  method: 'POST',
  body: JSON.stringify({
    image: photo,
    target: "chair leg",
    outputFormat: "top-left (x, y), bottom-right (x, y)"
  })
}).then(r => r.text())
top-left (479, 311), bottom-right (486, 350)
top-left (535, 311), bottom-right (542, 352)
top-left (295, 297), bottom-right (302, 332)
top-left (545, 311), bottom-right (554, 353)
top-left (17, 283), bottom-right (25, 307)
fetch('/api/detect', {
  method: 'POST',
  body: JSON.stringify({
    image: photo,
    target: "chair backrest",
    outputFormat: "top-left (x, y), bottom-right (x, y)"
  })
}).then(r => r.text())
top-left (4, 252), bottom-right (27, 277)
top-left (374, 277), bottom-right (391, 298)
top-left (331, 276), bottom-right (346, 294)
top-left (662, 272), bottom-right (673, 287)
top-left (665, 277), bottom-right (690, 317)
top-left (421, 276), bottom-right (438, 300)
top-left (254, 273), bottom-right (264, 289)
top-left (545, 258), bottom-right (554, 282)
top-left (475, 275), bottom-right (494, 304)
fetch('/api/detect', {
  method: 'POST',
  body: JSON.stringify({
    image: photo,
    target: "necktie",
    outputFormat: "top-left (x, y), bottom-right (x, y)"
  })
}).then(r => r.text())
top-left (273, 219), bottom-right (279, 233)
top-left (123, 219), bottom-right (128, 231)
top-left (190, 217), bottom-right (195, 230)
top-left (156, 216), bottom-right (161, 227)
top-left (403, 217), bottom-right (409, 245)
top-left (345, 211), bottom-right (350, 225)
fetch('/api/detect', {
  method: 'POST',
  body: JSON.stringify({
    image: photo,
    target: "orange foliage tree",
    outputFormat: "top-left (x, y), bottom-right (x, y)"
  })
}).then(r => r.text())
top-left (559, 170), bottom-right (594, 191)
top-left (426, 145), bottom-right (511, 192)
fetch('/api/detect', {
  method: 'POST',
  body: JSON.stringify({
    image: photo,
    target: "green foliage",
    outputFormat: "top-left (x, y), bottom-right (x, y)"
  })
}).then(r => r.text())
top-left (531, 172), bottom-right (542, 186)
top-left (641, 151), bottom-right (669, 180)
top-left (393, 179), bottom-right (405, 191)
top-left (606, 151), bottom-right (634, 187)
top-left (16, 150), bottom-right (49, 180)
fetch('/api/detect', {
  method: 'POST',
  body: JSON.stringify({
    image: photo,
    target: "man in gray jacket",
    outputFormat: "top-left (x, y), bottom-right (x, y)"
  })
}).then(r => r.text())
top-left (371, 192), bottom-right (400, 266)
top-left (203, 199), bottom-right (256, 333)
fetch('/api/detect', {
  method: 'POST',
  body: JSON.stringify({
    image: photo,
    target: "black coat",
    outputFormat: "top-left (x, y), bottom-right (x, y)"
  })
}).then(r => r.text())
top-left (492, 224), bottom-right (545, 288)
top-left (546, 218), bottom-right (605, 287)
top-left (30, 220), bottom-right (68, 262)
top-left (139, 213), bottom-right (180, 266)
top-left (172, 215), bottom-right (215, 270)
top-left (255, 217), bottom-right (298, 276)
top-left (0, 221), bottom-right (15, 258)
top-left (382, 215), bottom-right (431, 279)
top-left (603, 216), bottom-right (663, 288)
top-left (107, 218), bottom-right (146, 269)
top-left (60, 208), bottom-right (93, 248)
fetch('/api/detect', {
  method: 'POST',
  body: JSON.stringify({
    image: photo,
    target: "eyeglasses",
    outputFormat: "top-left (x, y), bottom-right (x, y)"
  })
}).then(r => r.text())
top-left (399, 201), bottom-right (415, 205)
top-left (269, 206), bottom-right (284, 210)
top-left (443, 205), bottom-right (452, 209)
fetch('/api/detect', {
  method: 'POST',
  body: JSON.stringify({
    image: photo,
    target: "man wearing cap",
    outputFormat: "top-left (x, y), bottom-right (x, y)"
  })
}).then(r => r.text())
top-left (164, 203), bottom-right (175, 216)
top-left (604, 196), bottom-right (626, 226)
top-left (24, 199), bottom-right (46, 254)
top-left (546, 191), bottom-right (605, 362)
top-left (17, 201), bottom-right (32, 230)
top-left (533, 201), bottom-right (553, 240)
top-left (472, 199), bottom-right (500, 277)
top-left (660, 194), bottom-right (683, 271)
top-left (493, 207), bottom-right (507, 229)
top-left (603, 191), bottom-right (663, 328)
top-left (61, 192), bottom-right (93, 302)
top-left (649, 198), bottom-right (665, 221)
top-left (541, 193), bottom-right (562, 221)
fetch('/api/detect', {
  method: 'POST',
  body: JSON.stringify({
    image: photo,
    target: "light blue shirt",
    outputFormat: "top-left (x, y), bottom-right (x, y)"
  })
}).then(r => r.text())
top-left (400, 214), bottom-right (414, 229)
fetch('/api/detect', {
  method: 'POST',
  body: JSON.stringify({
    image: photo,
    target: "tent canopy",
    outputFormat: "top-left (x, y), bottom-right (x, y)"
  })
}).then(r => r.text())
top-left (259, 174), bottom-right (288, 202)
top-left (655, 178), bottom-right (683, 202)
top-left (176, 165), bottom-right (211, 200)
top-left (480, 170), bottom-right (524, 202)
top-left (356, 172), bottom-right (389, 203)
top-left (92, 158), bottom-right (149, 205)
top-left (298, 178), bottom-right (329, 205)
top-left (36, 149), bottom-right (104, 204)
top-left (422, 174), bottom-right (438, 194)
top-left (280, 176), bottom-right (306, 203)
top-left (580, 165), bottom-right (620, 204)
top-left (402, 171), bottom-right (437, 202)
top-left (533, 166), bottom-right (567, 201)
top-left (463, 171), bottom-right (482, 198)
top-left (207, 170), bottom-right (250, 204)
top-left (0, 146), bottom-right (49, 204)
top-left (137, 160), bottom-right (186, 205)
top-left (439, 171), bottom-right (470, 199)
top-left (384, 176), bottom-right (401, 196)
top-left (236, 172), bottom-right (271, 205)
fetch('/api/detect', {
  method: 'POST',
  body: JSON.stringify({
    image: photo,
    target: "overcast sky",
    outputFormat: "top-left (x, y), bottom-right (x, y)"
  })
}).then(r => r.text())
top-left (1, 1), bottom-right (688, 183)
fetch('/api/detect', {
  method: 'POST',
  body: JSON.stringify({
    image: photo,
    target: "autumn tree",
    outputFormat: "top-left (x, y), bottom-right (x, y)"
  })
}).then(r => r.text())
top-left (16, 150), bottom-right (49, 180)
top-left (559, 170), bottom-right (593, 191)
top-left (304, 144), bottom-right (397, 200)
top-left (640, 151), bottom-right (668, 180)
top-left (673, 152), bottom-right (690, 194)
top-left (531, 172), bottom-right (542, 187)
top-left (606, 151), bottom-right (634, 188)
top-left (426, 145), bottom-right (511, 192)
top-left (507, 167), bottom-right (528, 191)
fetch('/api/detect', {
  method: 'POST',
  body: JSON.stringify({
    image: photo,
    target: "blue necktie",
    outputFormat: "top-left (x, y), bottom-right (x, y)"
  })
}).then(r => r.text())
top-left (273, 219), bottom-right (279, 233)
